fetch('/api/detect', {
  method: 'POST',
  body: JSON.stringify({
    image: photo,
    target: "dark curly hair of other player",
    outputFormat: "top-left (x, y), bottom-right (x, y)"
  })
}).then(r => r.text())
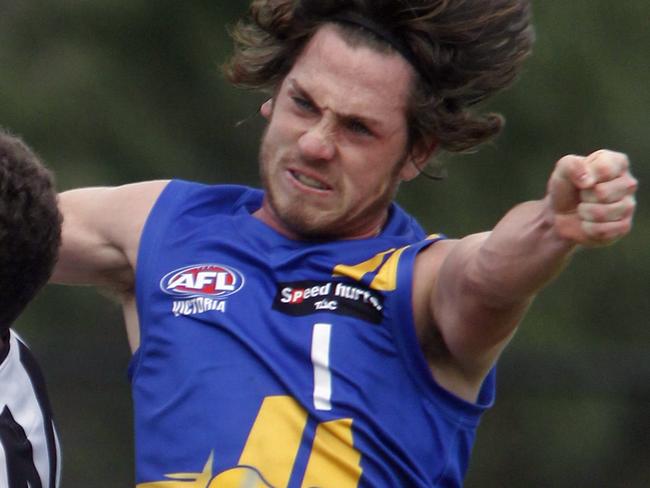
top-left (0, 130), bottom-right (62, 332)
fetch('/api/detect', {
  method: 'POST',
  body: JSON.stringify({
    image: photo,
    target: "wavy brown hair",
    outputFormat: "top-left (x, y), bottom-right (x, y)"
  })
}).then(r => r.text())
top-left (0, 130), bottom-right (62, 330)
top-left (224, 0), bottom-right (534, 156)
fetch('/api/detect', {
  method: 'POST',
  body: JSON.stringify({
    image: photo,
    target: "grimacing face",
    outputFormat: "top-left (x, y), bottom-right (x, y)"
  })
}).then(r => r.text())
top-left (254, 25), bottom-right (426, 240)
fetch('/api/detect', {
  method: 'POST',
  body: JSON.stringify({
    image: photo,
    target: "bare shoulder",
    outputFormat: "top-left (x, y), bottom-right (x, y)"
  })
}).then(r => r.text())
top-left (60, 179), bottom-right (170, 210)
top-left (412, 232), bottom-right (491, 323)
top-left (411, 237), bottom-right (459, 342)
top-left (54, 180), bottom-right (170, 289)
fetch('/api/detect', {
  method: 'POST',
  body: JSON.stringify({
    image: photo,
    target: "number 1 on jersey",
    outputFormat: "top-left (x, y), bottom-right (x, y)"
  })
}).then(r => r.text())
top-left (311, 323), bottom-right (332, 411)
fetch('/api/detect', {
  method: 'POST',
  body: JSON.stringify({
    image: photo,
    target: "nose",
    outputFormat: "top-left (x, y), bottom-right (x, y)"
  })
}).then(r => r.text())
top-left (298, 119), bottom-right (336, 162)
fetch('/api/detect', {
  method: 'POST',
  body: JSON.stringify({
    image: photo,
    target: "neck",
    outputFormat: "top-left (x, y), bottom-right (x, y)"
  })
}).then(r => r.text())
top-left (252, 201), bottom-right (386, 241)
top-left (252, 205), bottom-right (303, 240)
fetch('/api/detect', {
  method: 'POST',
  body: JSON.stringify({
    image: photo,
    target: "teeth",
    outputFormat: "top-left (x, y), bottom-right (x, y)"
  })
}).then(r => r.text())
top-left (295, 172), bottom-right (327, 190)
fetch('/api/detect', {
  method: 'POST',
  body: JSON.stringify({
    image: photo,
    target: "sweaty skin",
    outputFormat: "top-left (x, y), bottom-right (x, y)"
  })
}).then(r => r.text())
top-left (52, 26), bottom-right (637, 403)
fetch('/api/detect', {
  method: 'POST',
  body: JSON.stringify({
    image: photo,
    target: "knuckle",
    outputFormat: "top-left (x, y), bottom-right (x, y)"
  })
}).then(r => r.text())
top-left (592, 206), bottom-right (607, 222)
top-left (614, 150), bottom-right (630, 162)
top-left (560, 154), bottom-right (583, 169)
top-left (590, 149), bottom-right (608, 159)
top-left (616, 202), bottom-right (629, 220)
top-left (554, 155), bottom-right (577, 176)
top-left (577, 203), bottom-right (593, 221)
top-left (580, 189), bottom-right (598, 203)
top-left (613, 153), bottom-right (631, 174)
top-left (583, 216), bottom-right (632, 245)
top-left (619, 198), bottom-right (636, 220)
top-left (560, 154), bottom-right (580, 164)
top-left (592, 184), bottom-right (610, 201)
top-left (595, 161), bottom-right (613, 179)
top-left (595, 229), bottom-right (612, 241)
top-left (584, 222), bottom-right (610, 241)
top-left (589, 150), bottom-right (629, 179)
top-left (592, 148), bottom-right (627, 161)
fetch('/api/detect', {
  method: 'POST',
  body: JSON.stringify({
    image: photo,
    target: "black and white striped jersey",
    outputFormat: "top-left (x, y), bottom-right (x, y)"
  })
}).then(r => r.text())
top-left (0, 330), bottom-right (61, 488)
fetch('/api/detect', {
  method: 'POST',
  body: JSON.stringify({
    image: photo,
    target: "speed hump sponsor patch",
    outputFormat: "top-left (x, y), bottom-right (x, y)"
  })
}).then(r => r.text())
top-left (273, 280), bottom-right (384, 324)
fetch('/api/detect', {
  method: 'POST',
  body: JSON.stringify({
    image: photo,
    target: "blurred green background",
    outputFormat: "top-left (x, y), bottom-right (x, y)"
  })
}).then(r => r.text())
top-left (1, 1), bottom-right (648, 486)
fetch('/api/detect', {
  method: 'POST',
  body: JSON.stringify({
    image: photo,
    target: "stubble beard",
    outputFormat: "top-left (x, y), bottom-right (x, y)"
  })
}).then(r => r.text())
top-left (259, 144), bottom-right (332, 239)
top-left (258, 129), bottom-right (405, 240)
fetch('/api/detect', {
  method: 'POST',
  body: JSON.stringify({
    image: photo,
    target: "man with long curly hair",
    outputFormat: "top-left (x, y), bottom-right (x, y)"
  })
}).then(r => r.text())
top-left (32, 0), bottom-right (638, 486)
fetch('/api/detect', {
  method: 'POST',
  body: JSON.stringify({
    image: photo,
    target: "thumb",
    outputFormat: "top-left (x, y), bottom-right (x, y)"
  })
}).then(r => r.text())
top-left (548, 155), bottom-right (595, 213)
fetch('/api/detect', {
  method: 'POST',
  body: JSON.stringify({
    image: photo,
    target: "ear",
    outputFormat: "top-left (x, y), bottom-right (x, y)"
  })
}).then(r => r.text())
top-left (399, 139), bottom-right (438, 181)
top-left (260, 99), bottom-right (273, 119)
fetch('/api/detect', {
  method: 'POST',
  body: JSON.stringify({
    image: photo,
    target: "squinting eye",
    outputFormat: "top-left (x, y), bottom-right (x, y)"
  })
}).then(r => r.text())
top-left (292, 97), bottom-right (315, 112)
top-left (347, 120), bottom-right (372, 136)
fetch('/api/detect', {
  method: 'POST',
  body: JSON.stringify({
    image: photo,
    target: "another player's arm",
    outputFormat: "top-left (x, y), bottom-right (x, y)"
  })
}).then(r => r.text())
top-left (53, 181), bottom-right (170, 350)
top-left (413, 150), bottom-right (637, 401)
top-left (52, 180), bottom-right (170, 293)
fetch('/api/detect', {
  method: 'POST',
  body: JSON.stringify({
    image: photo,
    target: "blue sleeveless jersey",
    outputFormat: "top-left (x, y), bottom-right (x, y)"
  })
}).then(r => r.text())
top-left (131, 180), bottom-right (495, 487)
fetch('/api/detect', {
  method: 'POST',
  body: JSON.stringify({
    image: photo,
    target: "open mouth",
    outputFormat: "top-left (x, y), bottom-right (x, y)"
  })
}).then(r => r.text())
top-left (290, 170), bottom-right (331, 191)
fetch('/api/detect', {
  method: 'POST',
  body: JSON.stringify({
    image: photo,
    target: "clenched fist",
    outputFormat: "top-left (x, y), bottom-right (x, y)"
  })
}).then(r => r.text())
top-left (547, 150), bottom-right (637, 246)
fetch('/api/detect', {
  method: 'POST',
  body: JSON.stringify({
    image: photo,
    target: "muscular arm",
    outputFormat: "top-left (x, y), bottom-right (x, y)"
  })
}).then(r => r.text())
top-left (414, 151), bottom-right (637, 401)
top-left (52, 180), bottom-right (169, 350)
top-left (52, 180), bottom-right (169, 291)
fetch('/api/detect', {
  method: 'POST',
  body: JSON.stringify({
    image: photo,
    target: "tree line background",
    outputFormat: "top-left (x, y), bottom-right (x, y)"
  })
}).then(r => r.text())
top-left (1, 1), bottom-right (648, 486)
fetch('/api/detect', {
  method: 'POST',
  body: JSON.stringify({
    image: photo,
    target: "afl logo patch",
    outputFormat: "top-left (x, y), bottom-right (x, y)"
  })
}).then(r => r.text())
top-left (160, 264), bottom-right (245, 298)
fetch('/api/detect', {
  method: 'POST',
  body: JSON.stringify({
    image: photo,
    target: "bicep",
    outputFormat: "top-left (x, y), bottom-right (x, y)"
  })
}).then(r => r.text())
top-left (415, 233), bottom-right (530, 377)
top-left (52, 180), bottom-right (169, 291)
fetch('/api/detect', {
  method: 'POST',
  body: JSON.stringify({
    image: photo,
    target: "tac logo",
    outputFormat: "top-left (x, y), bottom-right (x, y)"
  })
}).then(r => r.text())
top-left (160, 264), bottom-right (245, 298)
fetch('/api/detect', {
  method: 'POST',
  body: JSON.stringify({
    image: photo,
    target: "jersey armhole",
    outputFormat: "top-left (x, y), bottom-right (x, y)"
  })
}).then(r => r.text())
top-left (129, 180), bottom-right (184, 382)
top-left (386, 235), bottom-right (496, 427)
